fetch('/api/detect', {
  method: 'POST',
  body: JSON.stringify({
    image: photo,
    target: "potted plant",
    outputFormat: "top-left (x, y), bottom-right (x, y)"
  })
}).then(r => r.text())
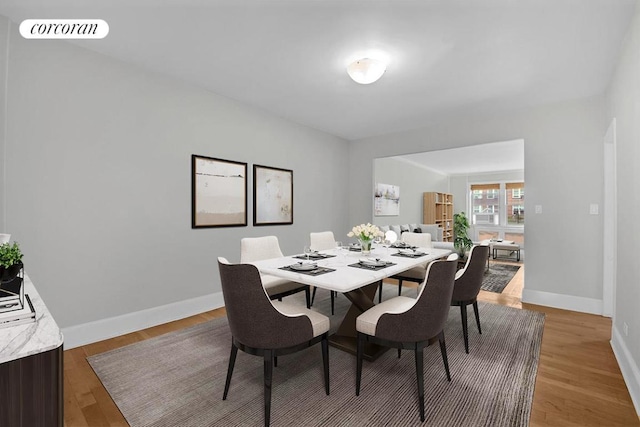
top-left (0, 241), bottom-right (24, 282)
top-left (453, 212), bottom-right (473, 258)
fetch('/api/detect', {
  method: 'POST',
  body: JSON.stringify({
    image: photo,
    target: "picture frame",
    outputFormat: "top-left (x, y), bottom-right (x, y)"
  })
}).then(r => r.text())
top-left (253, 164), bottom-right (293, 226)
top-left (374, 183), bottom-right (400, 216)
top-left (191, 154), bottom-right (247, 228)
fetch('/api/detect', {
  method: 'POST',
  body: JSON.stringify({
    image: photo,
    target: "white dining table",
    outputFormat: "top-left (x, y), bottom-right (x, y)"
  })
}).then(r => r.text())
top-left (251, 245), bottom-right (451, 360)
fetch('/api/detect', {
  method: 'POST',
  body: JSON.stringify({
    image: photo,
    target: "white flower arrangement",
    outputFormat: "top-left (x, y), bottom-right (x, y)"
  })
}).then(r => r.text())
top-left (347, 223), bottom-right (384, 241)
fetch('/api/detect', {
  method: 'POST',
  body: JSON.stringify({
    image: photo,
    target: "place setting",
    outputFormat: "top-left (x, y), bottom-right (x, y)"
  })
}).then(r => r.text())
top-left (391, 248), bottom-right (429, 258)
top-left (348, 257), bottom-right (396, 271)
top-left (292, 245), bottom-right (337, 261)
top-left (279, 260), bottom-right (336, 276)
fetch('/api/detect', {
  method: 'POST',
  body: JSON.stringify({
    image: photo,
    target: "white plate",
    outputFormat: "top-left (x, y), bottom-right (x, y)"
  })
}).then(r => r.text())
top-left (290, 262), bottom-right (318, 271)
top-left (359, 258), bottom-right (386, 267)
top-left (398, 248), bottom-right (415, 255)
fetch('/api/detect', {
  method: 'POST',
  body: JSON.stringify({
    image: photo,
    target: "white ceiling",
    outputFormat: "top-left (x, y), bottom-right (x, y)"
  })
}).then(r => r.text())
top-left (393, 139), bottom-right (524, 175)
top-left (0, 0), bottom-right (635, 140)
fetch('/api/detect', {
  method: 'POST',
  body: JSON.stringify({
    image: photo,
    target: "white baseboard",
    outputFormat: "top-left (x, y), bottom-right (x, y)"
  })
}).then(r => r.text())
top-left (62, 292), bottom-right (225, 349)
top-left (611, 325), bottom-right (640, 417)
top-left (521, 289), bottom-right (603, 315)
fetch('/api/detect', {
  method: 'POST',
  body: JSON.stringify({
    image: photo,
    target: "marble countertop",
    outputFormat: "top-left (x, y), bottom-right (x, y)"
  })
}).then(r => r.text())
top-left (0, 274), bottom-right (64, 364)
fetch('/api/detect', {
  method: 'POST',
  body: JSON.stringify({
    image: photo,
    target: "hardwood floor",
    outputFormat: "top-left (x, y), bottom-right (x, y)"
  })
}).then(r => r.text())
top-left (63, 261), bottom-right (639, 426)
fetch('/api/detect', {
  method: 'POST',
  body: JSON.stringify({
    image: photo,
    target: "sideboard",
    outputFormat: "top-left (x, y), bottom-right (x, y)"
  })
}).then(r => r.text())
top-left (0, 274), bottom-right (64, 426)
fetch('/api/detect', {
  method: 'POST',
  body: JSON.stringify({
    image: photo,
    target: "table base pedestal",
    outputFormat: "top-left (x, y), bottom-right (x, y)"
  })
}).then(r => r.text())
top-left (328, 281), bottom-right (389, 361)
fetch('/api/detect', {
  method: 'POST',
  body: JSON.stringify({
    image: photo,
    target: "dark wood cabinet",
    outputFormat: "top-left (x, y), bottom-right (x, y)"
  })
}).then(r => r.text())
top-left (0, 344), bottom-right (63, 426)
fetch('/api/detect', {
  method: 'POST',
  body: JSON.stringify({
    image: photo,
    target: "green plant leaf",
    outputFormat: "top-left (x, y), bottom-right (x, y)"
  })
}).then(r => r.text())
top-left (0, 241), bottom-right (23, 268)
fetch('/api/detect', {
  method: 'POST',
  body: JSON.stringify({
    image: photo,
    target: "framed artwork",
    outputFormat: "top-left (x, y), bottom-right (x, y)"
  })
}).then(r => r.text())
top-left (374, 183), bottom-right (400, 216)
top-left (253, 164), bottom-right (293, 226)
top-left (191, 155), bottom-right (247, 228)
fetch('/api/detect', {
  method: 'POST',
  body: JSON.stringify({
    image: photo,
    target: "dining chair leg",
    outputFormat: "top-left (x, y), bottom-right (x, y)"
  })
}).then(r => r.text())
top-left (398, 279), bottom-right (403, 296)
top-left (438, 331), bottom-right (451, 381)
top-left (398, 348), bottom-right (401, 358)
top-left (321, 334), bottom-right (330, 395)
top-left (264, 350), bottom-right (273, 427)
top-left (356, 333), bottom-right (363, 396)
top-left (274, 356), bottom-right (277, 367)
top-left (330, 291), bottom-right (335, 315)
top-left (460, 304), bottom-right (469, 354)
top-left (222, 341), bottom-right (238, 400)
top-left (415, 345), bottom-right (425, 422)
top-left (311, 286), bottom-right (318, 306)
top-left (472, 301), bottom-right (482, 334)
top-left (305, 287), bottom-right (311, 309)
top-left (378, 282), bottom-right (383, 303)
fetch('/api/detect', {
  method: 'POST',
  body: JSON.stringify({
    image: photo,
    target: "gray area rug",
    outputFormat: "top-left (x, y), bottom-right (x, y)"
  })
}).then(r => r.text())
top-left (88, 288), bottom-right (544, 427)
top-left (481, 264), bottom-right (521, 293)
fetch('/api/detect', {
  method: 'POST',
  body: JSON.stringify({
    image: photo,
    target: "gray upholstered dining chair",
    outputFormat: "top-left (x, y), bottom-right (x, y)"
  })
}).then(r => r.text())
top-left (451, 244), bottom-right (490, 353)
top-left (309, 231), bottom-right (339, 314)
top-left (218, 257), bottom-right (330, 427)
top-left (355, 258), bottom-right (458, 422)
top-left (241, 235), bottom-right (311, 308)
top-left (381, 231), bottom-right (434, 302)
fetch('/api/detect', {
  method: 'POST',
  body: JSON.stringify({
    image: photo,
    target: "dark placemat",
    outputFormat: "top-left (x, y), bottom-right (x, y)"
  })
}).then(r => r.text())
top-left (292, 254), bottom-right (336, 260)
top-left (348, 261), bottom-right (396, 271)
top-left (390, 244), bottom-right (417, 249)
top-left (279, 265), bottom-right (336, 276)
top-left (391, 251), bottom-right (428, 258)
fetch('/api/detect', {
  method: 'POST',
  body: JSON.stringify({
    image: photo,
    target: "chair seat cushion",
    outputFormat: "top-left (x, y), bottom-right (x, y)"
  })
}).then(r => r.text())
top-left (261, 274), bottom-right (306, 296)
top-left (393, 265), bottom-right (427, 281)
top-left (272, 301), bottom-right (330, 337)
top-left (356, 296), bottom-right (416, 336)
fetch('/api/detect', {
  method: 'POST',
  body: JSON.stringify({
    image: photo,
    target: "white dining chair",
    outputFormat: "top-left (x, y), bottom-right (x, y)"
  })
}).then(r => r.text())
top-left (240, 236), bottom-right (311, 308)
top-left (380, 232), bottom-right (434, 302)
top-left (309, 231), bottom-right (339, 314)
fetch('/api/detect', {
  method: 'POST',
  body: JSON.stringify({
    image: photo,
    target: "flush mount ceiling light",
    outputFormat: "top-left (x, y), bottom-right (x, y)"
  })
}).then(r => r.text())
top-left (346, 58), bottom-right (387, 84)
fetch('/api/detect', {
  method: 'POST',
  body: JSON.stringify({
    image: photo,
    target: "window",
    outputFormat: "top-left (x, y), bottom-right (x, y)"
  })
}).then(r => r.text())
top-left (470, 184), bottom-right (500, 225)
top-left (470, 182), bottom-right (524, 226)
top-left (506, 182), bottom-right (524, 225)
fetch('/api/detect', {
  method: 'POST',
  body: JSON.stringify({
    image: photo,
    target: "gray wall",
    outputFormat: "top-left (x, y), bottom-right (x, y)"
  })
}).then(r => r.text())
top-left (608, 0), bottom-right (640, 392)
top-left (349, 96), bottom-right (606, 303)
top-left (1, 19), bottom-right (350, 328)
top-left (373, 156), bottom-right (449, 226)
top-left (0, 17), bottom-right (7, 232)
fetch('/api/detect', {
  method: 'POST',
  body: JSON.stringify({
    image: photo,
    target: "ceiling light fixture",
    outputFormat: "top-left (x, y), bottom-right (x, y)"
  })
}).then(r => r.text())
top-left (346, 58), bottom-right (387, 84)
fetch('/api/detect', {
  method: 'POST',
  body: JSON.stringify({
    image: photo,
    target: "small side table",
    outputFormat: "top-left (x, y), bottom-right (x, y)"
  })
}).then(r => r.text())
top-left (492, 243), bottom-right (521, 261)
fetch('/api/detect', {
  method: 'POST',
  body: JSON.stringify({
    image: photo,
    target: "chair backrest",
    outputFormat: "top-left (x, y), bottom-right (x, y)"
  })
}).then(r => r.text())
top-left (375, 259), bottom-right (457, 342)
top-left (240, 236), bottom-right (284, 263)
top-left (310, 231), bottom-right (336, 251)
top-left (452, 245), bottom-right (490, 302)
top-left (217, 257), bottom-right (313, 349)
top-left (401, 231), bottom-right (432, 248)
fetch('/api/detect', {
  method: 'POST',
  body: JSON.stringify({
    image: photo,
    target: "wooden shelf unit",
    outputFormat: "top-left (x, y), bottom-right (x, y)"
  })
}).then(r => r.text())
top-left (423, 192), bottom-right (454, 242)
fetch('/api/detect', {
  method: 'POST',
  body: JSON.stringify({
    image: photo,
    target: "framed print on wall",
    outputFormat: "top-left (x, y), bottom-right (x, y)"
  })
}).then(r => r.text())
top-left (374, 182), bottom-right (400, 216)
top-left (253, 164), bottom-right (293, 226)
top-left (191, 154), bottom-right (247, 228)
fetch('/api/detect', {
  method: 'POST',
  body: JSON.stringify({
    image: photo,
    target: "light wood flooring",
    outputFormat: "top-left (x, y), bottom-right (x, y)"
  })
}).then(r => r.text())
top-left (63, 261), bottom-right (639, 426)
